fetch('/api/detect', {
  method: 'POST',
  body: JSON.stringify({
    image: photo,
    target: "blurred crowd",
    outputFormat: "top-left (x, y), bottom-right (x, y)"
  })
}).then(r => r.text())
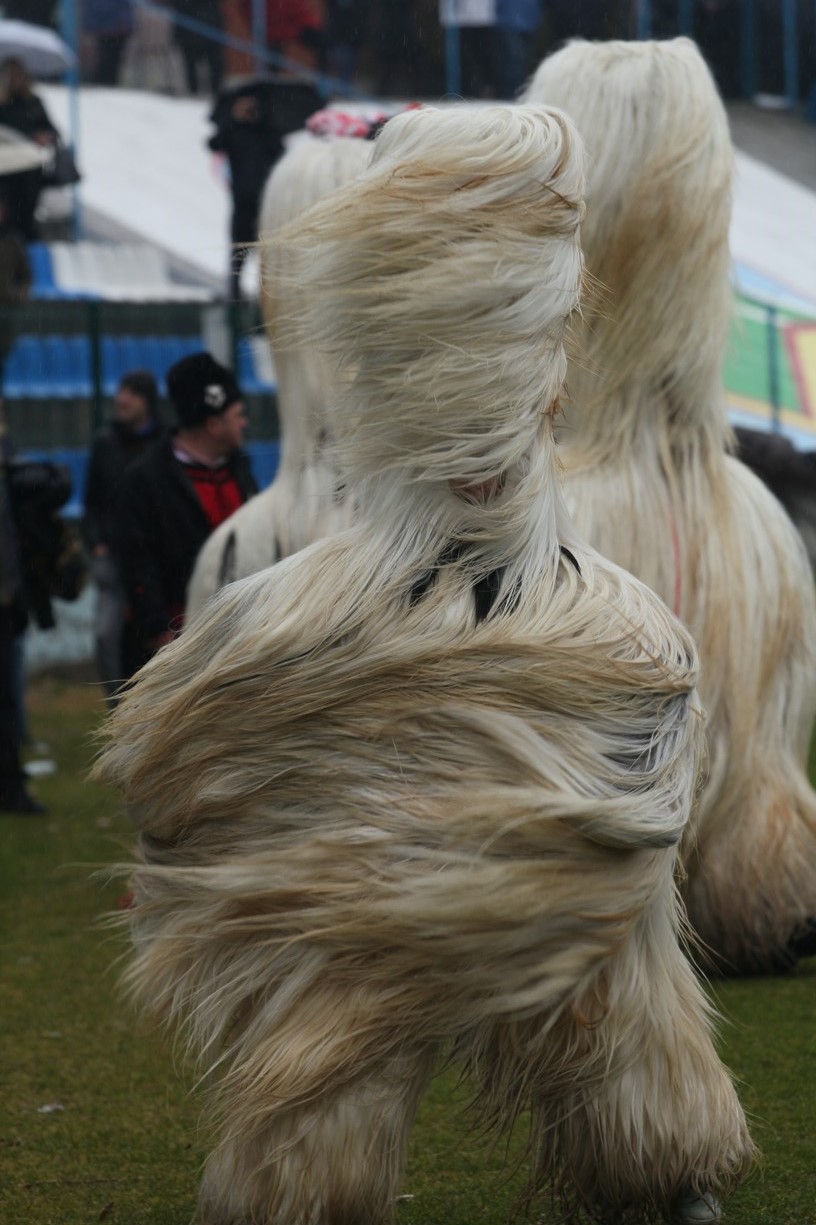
top-left (3, 0), bottom-right (815, 104)
top-left (1, 347), bottom-right (257, 814)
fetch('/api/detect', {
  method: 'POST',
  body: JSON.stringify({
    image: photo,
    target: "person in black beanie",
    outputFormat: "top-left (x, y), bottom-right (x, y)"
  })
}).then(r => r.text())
top-left (117, 352), bottom-right (257, 672)
top-left (85, 370), bottom-right (164, 701)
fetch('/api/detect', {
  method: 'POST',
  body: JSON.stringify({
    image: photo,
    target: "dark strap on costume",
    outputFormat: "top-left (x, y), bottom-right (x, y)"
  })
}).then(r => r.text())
top-left (409, 542), bottom-right (581, 621)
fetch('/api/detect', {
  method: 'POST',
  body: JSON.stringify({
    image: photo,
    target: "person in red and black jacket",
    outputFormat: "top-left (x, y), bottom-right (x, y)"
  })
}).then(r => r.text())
top-left (118, 352), bottom-right (257, 672)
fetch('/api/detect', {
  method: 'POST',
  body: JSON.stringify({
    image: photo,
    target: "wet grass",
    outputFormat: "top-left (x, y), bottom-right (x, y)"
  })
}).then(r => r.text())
top-left (1, 679), bottom-right (815, 1225)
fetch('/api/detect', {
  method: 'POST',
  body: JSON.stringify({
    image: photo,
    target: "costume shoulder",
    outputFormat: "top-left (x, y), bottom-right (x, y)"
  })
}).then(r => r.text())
top-left (537, 541), bottom-right (699, 699)
top-left (185, 485), bottom-right (281, 620)
top-left (100, 528), bottom-right (701, 856)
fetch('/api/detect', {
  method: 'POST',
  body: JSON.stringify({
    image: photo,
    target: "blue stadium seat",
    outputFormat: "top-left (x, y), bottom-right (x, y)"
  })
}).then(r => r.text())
top-left (5, 334), bottom-right (94, 398)
top-left (236, 338), bottom-right (258, 393)
top-left (42, 336), bottom-right (76, 398)
top-left (28, 243), bottom-right (61, 300)
top-left (119, 335), bottom-right (144, 377)
top-left (101, 335), bottom-right (120, 396)
top-left (67, 336), bottom-right (93, 397)
top-left (247, 440), bottom-right (280, 489)
top-left (236, 336), bottom-right (276, 395)
top-left (155, 336), bottom-right (197, 388)
top-left (50, 447), bottom-right (89, 518)
top-left (8, 336), bottom-right (49, 397)
top-left (140, 336), bottom-right (166, 386)
top-left (3, 338), bottom-right (26, 398)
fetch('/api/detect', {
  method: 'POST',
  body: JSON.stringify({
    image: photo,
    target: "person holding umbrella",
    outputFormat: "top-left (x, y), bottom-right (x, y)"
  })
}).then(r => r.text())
top-left (0, 57), bottom-right (58, 239)
top-left (208, 77), bottom-right (320, 298)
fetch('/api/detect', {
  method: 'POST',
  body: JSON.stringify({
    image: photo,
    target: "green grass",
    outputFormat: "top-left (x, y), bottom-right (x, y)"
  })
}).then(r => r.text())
top-left (2, 679), bottom-right (816, 1224)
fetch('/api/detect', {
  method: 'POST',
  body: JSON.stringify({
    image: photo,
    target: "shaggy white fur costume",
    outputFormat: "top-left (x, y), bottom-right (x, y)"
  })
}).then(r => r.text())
top-left (185, 134), bottom-right (369, 619)
top-left (99, 105), bottom-right (753, 1224)
top-left (526, 38), bottom-right (816, 976)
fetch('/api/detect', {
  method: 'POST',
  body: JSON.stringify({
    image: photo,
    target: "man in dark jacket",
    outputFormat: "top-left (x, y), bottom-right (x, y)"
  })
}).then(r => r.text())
top-left (118, 352), bottom-right (256, 669)
top-left (85, 370), bottom-right (163, 699)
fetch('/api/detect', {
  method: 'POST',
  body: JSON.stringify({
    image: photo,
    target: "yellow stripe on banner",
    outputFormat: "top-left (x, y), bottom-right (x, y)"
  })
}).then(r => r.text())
top-left (727, 390), bottom-right (816, 438)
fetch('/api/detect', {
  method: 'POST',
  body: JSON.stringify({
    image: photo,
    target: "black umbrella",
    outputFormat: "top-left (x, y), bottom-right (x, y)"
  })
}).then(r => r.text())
top-left (209, 76), bottom-right (323, 138)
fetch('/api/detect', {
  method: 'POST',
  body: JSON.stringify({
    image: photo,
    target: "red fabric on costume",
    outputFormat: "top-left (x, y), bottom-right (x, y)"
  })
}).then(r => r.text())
top-left (184, 463), bottom-right (245, 532)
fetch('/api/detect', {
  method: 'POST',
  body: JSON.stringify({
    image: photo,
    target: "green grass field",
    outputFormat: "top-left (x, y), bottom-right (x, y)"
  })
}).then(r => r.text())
top-left (2, 679), bottom-right (816, 1225)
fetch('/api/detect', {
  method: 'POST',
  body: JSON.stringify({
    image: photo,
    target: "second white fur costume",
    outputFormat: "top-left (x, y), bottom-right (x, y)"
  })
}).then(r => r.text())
top-left (527, 38), bottom-right (816, 975)
top-left (185, 133), bottom-right (369, 619)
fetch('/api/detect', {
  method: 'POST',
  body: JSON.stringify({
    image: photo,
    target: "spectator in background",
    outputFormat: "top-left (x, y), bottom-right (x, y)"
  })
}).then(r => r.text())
top-left (83, 0), bottom-right (135, 86)
top-left (0, 414), bottom-right (83, 814)
top-left (243, 0), bottom-right (326, 72)
top-left (0, 58), bottom-right (59, 241)
top-left (458, 2), bottom-right (543, 101)
top-left (208, 82), bottom-right (283, 298)
top-left (3, 1), bottom-right (57, 28)
top-left (172, 0), bottom-right (225, 96)
top-left (326, 0), bottom-right (371, 86)
top-left (494, 0), bottom-right (543, 98)
top-left (0, 435), bottom-right (43, 813)
top-left (84, 371), bottom-right (163, 702)
top-left (118, 352), bottom-right (256, 667)
top-left (374, 0), bottom-right (419, 97)
top-left (0, 191), bottom-right (31, 385)
top-left (547, 0), bottom-right (623, 43)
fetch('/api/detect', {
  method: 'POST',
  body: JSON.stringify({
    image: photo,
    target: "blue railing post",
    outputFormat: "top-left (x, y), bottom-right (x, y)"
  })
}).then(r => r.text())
top-left (89, 301), bottom-right (104, 432)
top-left (678, 0), bottom-right (695, 35)
top-left (740, 0), bottom-right (757, 99)
top-left (441, 0), bottom-right (462, 97)
top-left (445, 25), bottom-right (462, 96)
top-left (636, 0), bottom-right (653, 38)
top-left (766, 304), bottom-right (781, 433)
top-left (782, 0), bottom-right (799, 108)
top-left (60, 0), bottom-right (81, 239)
top-left (251, 0), bottom-right (268, 76)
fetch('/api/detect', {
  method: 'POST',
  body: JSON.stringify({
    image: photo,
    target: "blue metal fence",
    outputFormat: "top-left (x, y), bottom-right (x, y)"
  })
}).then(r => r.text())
top-left (443, 1), bottom-right (807, 107)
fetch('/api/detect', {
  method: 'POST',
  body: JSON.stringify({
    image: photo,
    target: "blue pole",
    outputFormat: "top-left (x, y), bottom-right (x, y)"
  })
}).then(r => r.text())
top-left (445, 23), bottom-right (462, 96)
top-left (251, 0), bottom-right (268, 76)
top-left (636, 0), bottom-right (653, 38)
top-left (766, 305), bottom-right (781, 432)
top-left (60, 0), bottom-right (81, 239)
top-left (783, 0), bottom-right (799, 108)
top-left (678, 0), bottom-right (695, 36)
top-left (740, 0), bottom-right (757, 99)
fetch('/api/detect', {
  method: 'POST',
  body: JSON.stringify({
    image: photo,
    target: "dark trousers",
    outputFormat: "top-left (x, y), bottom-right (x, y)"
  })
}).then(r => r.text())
top-left (229, 196), bottom-right (259, 300)
top-left (4, 169), bottom-right (42, 242)
top-left (93, 34), bottom-right (129, 86)
top-left (177, 33), bottom-right (224, 95)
